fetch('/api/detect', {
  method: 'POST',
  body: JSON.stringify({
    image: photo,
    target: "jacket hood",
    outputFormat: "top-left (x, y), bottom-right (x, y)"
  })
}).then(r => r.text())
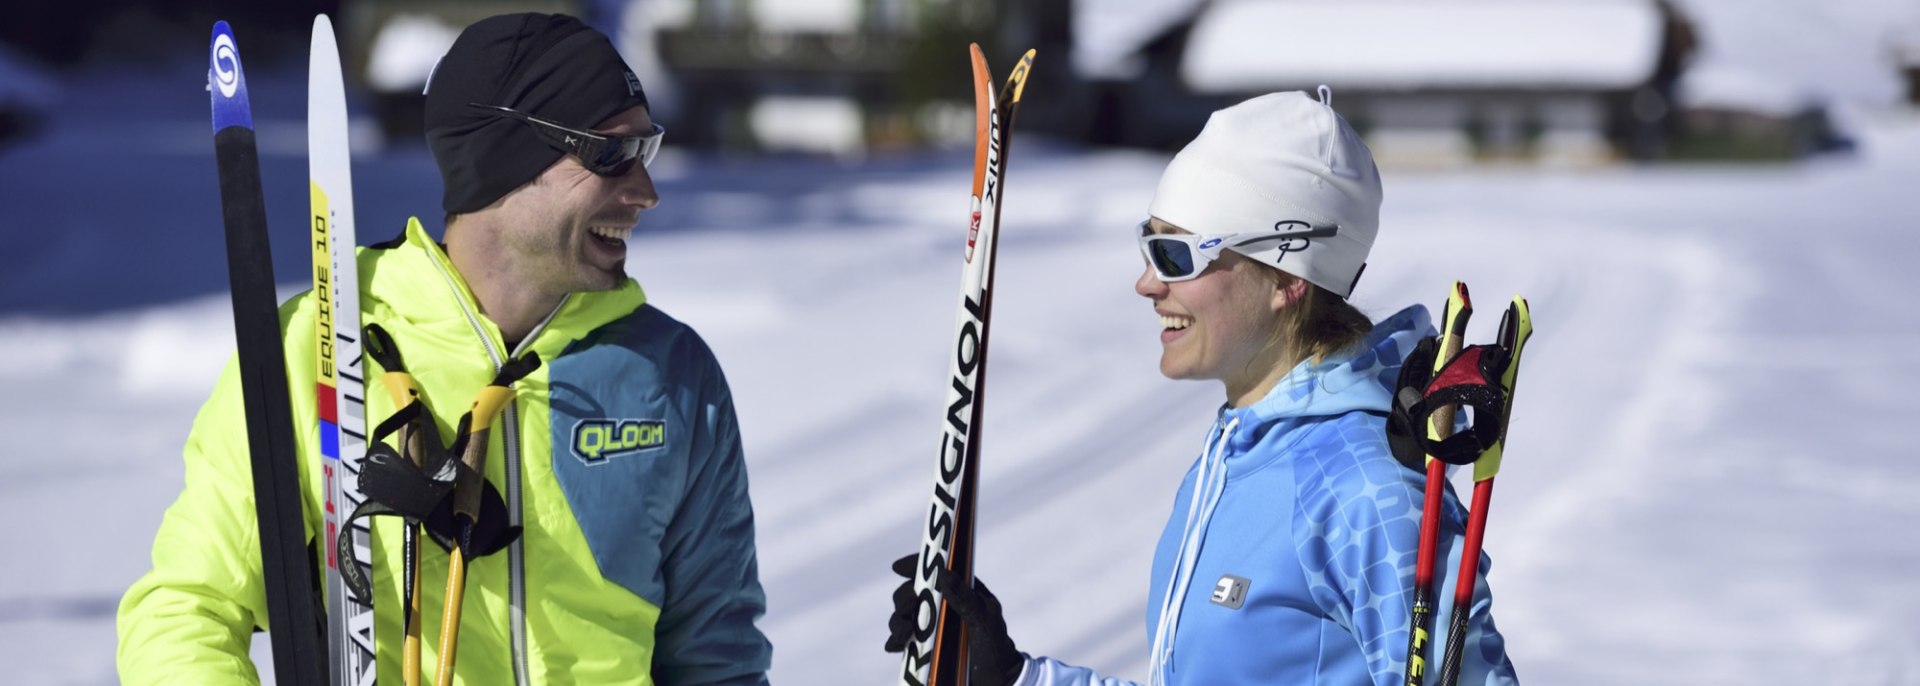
top-left (1223, 304), bottom-right (1434, 446)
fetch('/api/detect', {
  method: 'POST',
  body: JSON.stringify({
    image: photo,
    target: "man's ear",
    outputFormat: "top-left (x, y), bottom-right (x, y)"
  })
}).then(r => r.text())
top-left (1272, 275), bottom-right (1309, 311)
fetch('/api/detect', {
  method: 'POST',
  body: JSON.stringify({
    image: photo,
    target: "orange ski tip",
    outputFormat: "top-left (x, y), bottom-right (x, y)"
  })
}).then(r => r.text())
top-left (968, 46), bottom-right (992, 197)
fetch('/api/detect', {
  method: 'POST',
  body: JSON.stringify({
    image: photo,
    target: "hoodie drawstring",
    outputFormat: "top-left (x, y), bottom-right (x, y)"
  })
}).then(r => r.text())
top-left (1149, 415), bottom-right (1239, 686)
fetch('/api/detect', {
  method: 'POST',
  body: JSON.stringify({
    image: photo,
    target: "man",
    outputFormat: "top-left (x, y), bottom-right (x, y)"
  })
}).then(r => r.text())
top-left (117, 13), bottom-right (771, 684)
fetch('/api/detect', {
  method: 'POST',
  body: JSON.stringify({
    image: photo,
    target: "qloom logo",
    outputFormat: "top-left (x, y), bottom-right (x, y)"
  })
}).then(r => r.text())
top-left (572, 418), bottom-right (667, 465)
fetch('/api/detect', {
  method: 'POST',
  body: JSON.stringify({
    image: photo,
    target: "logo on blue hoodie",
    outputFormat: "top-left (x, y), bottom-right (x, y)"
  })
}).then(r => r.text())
top-left (1211, 574), bottom-right (1250, 610)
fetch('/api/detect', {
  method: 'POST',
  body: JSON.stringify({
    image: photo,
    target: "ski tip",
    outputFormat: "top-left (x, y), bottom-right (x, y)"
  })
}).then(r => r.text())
top-left (1008, 49), bottom-right (1037, 104)
top-left (312, 13), bottom-right (339, 57)
top-left (209, 20), bottom-right (252, 132)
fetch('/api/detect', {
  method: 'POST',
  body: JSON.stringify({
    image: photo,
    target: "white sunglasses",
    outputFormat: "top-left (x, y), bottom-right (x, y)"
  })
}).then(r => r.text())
top-left (1137, 220), bottom-right (1332, 282)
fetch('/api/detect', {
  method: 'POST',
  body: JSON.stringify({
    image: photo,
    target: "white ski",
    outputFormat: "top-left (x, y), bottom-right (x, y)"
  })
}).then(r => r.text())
top-left (309, 14), bottom-right (376, 686)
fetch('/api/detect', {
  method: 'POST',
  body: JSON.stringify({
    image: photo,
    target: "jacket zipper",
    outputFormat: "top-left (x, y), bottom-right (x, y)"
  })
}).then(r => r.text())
top-left (430, 253), bottom-right (567, 685)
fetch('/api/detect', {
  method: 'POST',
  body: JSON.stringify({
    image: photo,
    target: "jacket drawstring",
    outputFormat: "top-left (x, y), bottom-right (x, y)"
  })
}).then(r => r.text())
top-left (1149, 415), bottom-right (1239, 686)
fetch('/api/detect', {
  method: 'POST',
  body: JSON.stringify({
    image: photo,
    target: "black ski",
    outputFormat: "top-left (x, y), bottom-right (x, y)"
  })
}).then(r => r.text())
top-left (209, 20), bottom-right (327, 686)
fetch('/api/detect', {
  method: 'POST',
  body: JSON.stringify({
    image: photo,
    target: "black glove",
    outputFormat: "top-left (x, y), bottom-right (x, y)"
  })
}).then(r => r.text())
top-left (885, 554), bottom-right (1025, 686)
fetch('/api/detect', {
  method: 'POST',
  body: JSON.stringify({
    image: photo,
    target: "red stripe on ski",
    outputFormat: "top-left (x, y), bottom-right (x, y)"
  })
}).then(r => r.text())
top-left (316, 381), bottom-right (337, 423)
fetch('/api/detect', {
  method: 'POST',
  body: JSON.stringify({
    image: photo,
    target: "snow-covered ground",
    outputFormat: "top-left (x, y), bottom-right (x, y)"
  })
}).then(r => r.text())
top-left (4, 101), bottom-right (1919, 683)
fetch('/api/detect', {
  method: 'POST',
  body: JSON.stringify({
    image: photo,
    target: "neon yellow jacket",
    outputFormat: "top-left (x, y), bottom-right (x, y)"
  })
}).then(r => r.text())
top-left (118, 219), bottom-right (771, 684)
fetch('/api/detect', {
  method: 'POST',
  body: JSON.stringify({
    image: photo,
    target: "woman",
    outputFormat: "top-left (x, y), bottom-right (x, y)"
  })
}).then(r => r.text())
top-left (886, 90), bottom-right (1518, 685)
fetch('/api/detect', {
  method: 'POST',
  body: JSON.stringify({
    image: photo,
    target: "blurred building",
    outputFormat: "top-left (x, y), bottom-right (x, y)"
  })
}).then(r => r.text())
top-left (1672, 64), bottom-right (1852, 161)
top-left (636, 0), bottom-right (1059, 154)
top-left (617, 0), bottom-right (1703, 164)
top-left (1077, 0), bottom-right (1698, 167)
top-left (345, 0), bottom-right (1058, 155)
top-left (341, 0), bottom-right (1856, 163)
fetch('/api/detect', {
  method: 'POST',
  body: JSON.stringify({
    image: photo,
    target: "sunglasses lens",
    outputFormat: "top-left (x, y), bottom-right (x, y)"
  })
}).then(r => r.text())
top-left (591, 129), bottom-right (662, 176)
top-left (1146, 238), bottom-right (1196, 278)
top-left (639, 135), bottom-right (662, 169)
top-left (600, 156), bottom-right (637, 177)
top-left (583, 140), bottom-right (634, 176)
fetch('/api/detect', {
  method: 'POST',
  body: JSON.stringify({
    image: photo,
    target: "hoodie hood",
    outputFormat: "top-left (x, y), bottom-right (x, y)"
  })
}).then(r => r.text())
top-left (1224, 304), bottom-right (1434, 446)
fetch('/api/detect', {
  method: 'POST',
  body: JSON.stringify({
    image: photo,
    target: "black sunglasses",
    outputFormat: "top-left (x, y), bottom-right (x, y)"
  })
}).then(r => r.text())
top-left (470, 103), bottom-right (665, 177)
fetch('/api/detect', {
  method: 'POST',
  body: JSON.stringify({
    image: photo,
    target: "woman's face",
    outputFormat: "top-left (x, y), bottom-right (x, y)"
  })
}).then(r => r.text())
top-left (1135, 218), bottom-right (1289, 390)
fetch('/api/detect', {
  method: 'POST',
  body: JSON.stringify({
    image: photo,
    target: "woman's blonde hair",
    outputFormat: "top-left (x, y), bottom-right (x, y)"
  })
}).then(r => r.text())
top-left (1267, 267), bottom-right (1373, 366)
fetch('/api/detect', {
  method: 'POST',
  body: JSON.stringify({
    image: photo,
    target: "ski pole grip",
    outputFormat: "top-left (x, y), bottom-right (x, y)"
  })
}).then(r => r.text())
top-left (1426, 281), bottom-right (1473, 449)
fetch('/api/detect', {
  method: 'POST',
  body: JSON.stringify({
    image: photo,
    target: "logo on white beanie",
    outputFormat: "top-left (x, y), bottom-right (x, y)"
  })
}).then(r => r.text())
top-left (1147, 87), bottom-right (1382, 298)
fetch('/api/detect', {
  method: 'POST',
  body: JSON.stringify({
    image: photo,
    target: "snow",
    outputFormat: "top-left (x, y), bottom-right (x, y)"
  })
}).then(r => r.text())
top-left (1653, 0), bottom-right (1919, 105)
top-left (1081, 0), bottom-right (1917, 106)
top-left (1073, 0), bottom-right (1207, 79)
top-left (748, 0), bottom-right (863, 33)
top-left (1180, 0), bottom-right (1663, 93)
top-left (640, 0), bottom-right (862, 33)
top-left (747, 96), bottom-right (865, 157)
top-left (365, 13), bottom-right (459, 94)
top-left (1678, 63), bottom-right (1816, 116)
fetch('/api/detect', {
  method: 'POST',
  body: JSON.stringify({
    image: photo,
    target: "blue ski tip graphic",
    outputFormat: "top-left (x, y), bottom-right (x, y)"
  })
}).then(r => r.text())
top-left (209, 21), bottom-right (253, 132)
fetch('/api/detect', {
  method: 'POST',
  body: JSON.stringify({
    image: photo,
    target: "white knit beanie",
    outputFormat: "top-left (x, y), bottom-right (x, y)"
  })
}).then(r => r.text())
top-left (1147, 88), bottom-right (1382, 298)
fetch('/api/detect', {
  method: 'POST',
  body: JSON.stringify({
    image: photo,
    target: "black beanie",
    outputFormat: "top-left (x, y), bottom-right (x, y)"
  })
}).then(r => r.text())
top-left (424, 13), bottom-right (649, 214)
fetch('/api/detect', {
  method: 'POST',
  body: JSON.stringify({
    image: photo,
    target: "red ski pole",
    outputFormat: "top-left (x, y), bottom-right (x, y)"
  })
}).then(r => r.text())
top-left (1437, 296), bottom-right (1532, 686)
top-left (1403, 281), bottom-right (1472, 686)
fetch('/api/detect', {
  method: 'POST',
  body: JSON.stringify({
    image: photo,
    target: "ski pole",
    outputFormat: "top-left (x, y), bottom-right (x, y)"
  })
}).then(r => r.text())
top-left (432, 354), bottom-right (539, 686)
top-left (1437, 297), bottom-right (1532, 686)
top-left (1404, 281), bottom-right (1471, 686)
top-left (362, 325), bottom-right (427, 686)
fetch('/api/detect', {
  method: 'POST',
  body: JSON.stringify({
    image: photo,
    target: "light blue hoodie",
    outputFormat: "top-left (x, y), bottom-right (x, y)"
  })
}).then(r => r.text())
top-left (1020, 305), bottom-right (1518, 686)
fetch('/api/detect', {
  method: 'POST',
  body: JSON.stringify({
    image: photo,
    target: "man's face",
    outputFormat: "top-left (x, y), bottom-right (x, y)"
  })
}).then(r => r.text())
top-left (491, 105), bottom-right (660, 296)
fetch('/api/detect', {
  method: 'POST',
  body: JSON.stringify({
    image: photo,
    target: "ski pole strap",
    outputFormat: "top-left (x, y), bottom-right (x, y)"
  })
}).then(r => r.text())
top-left (363, 323), bottom-right (408, 373)
top-left (448, 351), bottom-right (541, 521)
top-left (370, 398), bottom-right (425, 444)
top-left (338, 334), bottom-right (537, 602)
top-left (337, 497), bottom-right (403, 603)
top-left (1469, 297), bottom-right (1534, 482)
top-left (1387, 338), bottom-right (1514, 469)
